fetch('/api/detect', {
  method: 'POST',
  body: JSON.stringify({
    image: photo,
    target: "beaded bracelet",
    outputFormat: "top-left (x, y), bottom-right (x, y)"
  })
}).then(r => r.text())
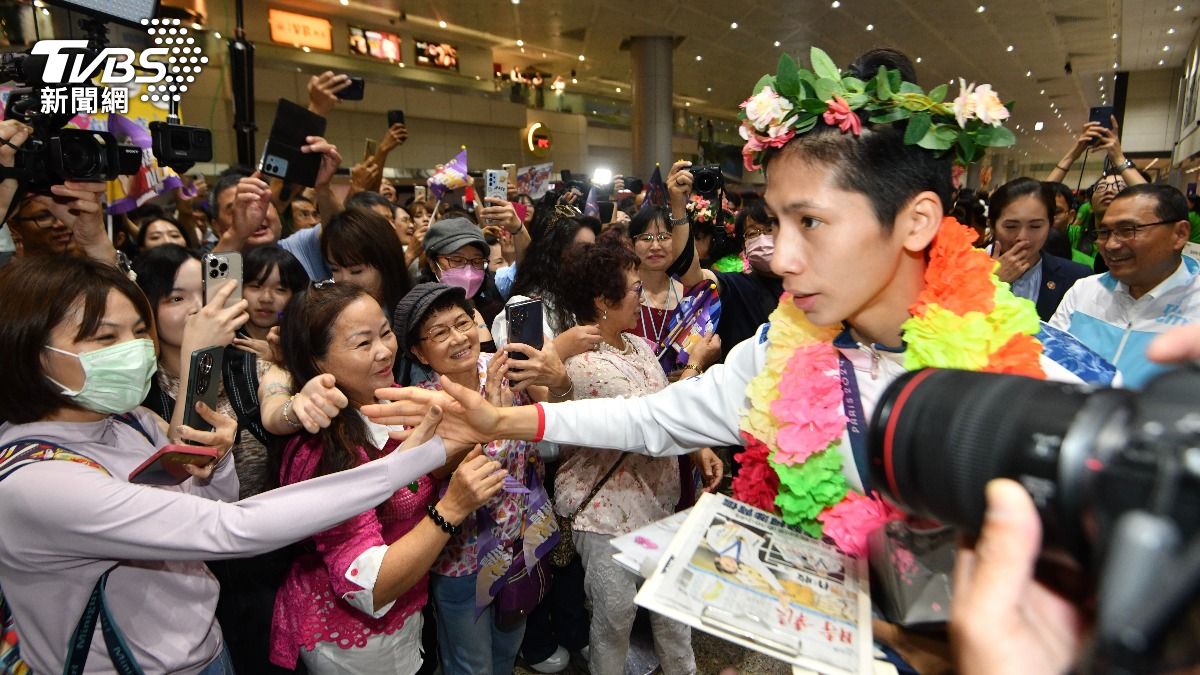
top-left (281, 395), bottom-right (301, 428)
top-left (426, 504), bottom-right (462, 535)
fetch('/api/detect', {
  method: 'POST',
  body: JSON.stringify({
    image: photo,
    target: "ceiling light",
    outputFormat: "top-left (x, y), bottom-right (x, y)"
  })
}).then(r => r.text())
top-left (1113, 62), bottom-right (1119, 69)
top-left (1026, 70), bottom-right (1032, 77)
top-left (1111, 33), bottom-right (1118, 39)
top-left (519, 47), bottom-right (525, 53)
top-left (301, 46), bottom-right (311, 52)
top-left (1007, 45), bottom-right (1014, 52)
top-left (866, 24), bottom-right (874, 31)
top-left (615, 87), bottom-right (621, 93)
top-left (213, 31), bottom-right (222, 39)
top-left (831, 0), bottom-right (840, 7)
top-left (571, 77), bottom-right (577, 84)
top-left (578, 54), bottom-right (586, 61)
top-left (399, 62), bottom-right (405, 68)
top-left (438, 20), bottom-right (447, 28)
top-left (1158, 58), bottom-right (1166, 65)
top-left (1163, 45), bottom-right (1171, 51)
top-left (1174, 4), bottom-right (1183, 10)
top-left (512, 0), bottom-right (520, 4)
top-left (730, 22), bottom-right (738, 29)
top-left (339, 0), bottom-right (348, 5)
top-left (706, 87), bottom-right (712, 92)
top-left (774, 40), bottom-right (781, 47)
top-left (685, 101), bottom-right (691, 107)
top-left (1168, 28), bottom-right (1176, 34)
top-left (1039, 89), bottom-right (1045, 94)
top-left (1034, 121), bottom-right (1044, 131)
top-left (541, 52), bottom-right (547, 57)
top-left (696, 55), bottom-right (703, 61)
top-left (1098, 75), bottom-right (1104, 81)
top-left (977, 5), bottom-right (986, 12)
top-left (516, 39), bottom-right (524, 46)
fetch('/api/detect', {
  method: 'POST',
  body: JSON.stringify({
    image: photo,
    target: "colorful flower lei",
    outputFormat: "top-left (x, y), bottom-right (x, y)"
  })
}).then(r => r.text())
top-left (738, 47), bottom-right (1015, 171)
top-left (685, 193), bottom-right (737, 234)
top-left (733, 216), bottom-right (1045, 557)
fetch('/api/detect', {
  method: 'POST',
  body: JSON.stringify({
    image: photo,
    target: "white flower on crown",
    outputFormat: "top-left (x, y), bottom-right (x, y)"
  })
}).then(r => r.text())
top-left (952, 79), bottom-right (1010, 128)
top-left (741, 86), bottom-right (795, 132)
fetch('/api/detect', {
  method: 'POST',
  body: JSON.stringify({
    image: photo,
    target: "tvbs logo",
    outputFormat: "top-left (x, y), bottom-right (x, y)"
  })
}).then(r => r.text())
top-left (36, 17), bottom-right (207, 114)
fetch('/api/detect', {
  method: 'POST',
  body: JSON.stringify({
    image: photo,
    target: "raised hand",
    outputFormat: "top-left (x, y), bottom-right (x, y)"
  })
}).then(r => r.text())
top-left (307, 71), bottom-right (350, 117)
top-left (174, 401), bottom-right (238, 479)
top-left (181, 281), bottom-right (249, 354)
top-left (302, 136), bottom-right (342, 189)
top-left (289, 373), bottom-right (350, 433)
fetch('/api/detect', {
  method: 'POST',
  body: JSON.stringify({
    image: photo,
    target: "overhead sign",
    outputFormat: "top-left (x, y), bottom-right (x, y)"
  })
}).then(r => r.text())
top-left (268, 9), bottom-right (332, 51)
top-left (525, 122), bottom-right (552, 157)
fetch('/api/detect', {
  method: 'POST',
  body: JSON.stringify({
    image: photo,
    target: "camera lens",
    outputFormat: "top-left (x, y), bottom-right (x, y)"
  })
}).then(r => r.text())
top-left (209, 269), bottom-right (219, 278)
top-left (58, 136), bottom-right (101, 178)
top-left (218, 263), bottom-right (228, 273)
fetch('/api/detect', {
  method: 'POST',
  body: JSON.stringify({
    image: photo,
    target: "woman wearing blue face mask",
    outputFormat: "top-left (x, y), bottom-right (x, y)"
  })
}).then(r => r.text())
top-left (0, 256), bottom-right (450, 675)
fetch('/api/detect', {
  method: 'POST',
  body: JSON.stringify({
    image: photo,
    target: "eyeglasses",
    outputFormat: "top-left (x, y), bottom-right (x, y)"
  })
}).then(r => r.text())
top-left (421, 317), bottom-right (477, 343)
top-left (628, 281), bottom-right (644, 296)
top-left (633, 232), bottom-right (672, 244)
top-left (439, 255), bottom-right (488, 271)
top-left (1094, 179), bottom-right (1127, 195)
top-left (1095, 220), bottom-right (1177, 243)
top-left (744, 224), bottom-right (776, 240)
top-left (12, 211), bottom-right (58, 229)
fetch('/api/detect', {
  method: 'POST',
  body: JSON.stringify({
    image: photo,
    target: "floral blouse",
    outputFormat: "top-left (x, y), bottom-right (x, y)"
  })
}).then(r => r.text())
top-left (554, 334), bottom-right (679, 536)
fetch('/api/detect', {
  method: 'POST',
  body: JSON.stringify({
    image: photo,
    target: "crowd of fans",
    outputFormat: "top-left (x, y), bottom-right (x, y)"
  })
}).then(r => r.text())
top-left (0, 47), bottom-right (1197, 675)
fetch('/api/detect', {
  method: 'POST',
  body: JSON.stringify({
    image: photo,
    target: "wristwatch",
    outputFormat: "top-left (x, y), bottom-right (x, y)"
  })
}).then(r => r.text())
top-left (669, 212), bottom-right (689, 227)
top-left (1114, 158), bottom-right (1135, 172)
top-left (115, 250), bottom-right (136, 281)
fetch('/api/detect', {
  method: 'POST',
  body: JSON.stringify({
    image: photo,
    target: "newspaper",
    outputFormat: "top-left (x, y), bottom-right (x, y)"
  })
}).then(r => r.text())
top-left (610, 509), bottom-right (691, 577)
top-left (634, 493), bottom-right (873, 675)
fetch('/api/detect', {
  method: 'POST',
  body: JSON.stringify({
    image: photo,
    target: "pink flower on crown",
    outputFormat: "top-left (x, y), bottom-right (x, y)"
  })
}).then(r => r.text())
top-left (953, 79), bottom-right (978, 127)
top-left (971, 84), bottom-right (1009, 126)
top-left (822, 95), bottom-right (861, 135)
top-left (741, 86), bottom-right (795, 131)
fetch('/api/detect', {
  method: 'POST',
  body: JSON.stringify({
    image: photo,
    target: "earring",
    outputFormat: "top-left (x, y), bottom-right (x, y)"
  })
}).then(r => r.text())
top-left (602, 309), bottom-right (608, 320)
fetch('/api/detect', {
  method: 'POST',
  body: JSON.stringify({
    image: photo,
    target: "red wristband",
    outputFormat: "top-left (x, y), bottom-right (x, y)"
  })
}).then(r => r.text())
top-left (533, 403), bottom-right (546, 443)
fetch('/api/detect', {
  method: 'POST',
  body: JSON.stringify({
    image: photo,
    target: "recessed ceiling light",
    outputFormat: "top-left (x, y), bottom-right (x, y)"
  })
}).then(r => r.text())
top-left (213, 31), bottom-right (221, 39)
top-left (512, 0), bottom-right (519, 4)
top-left (516, 39), bottom-right (524, 46)
top-left (1034, 121), bottom-right (1044, 131)
top-left (1098, 75), bottom-right (1104, 80)
top-left (579, 54), bottom-right (586, 61)
top-left (976, 5), bottom-right (986, 12)
top-left (338, 0), bottom-right (348, 5)
top-left (1174, 4), bottom-right (1182, 10)
top-left (1158, 58), bottom-right (1166, 65)
top-left (1007, 45), bottom-right (1014, 52)
top-left (1111, 33), bottom-right (1118, 39)
top-left (1113, 62), bottom-right (1119, 69)
top-left (615, 87), bottom-right (622, 93)
top-left (1039, 89), bottom-right (1045, 94)
top-left (831, 0), bottom-right (840, 7)
top-left (1163, 45), bottom-right (1171, 51)
top-left (706, 87), bottom-right (712, 92)
top-left (730, 22), bottom-right (738, 29)
top-left (1168, 28), bottom-right (1176, 34)
top-left (685, 101), bottom-right (691, 107)
top-left (301, 45), bottom-right (311, 52)
top-left (866, 24), bottom-right (874, 31)
top-left (571, 77), bottom-right (577, 83)
top-left (695, 55), bottom-right (703, 61)
top-left (438, 20), bottom-right (447, 28)
top-left (541, 52), bottom-right (546, 57)
top-left (915, 57), bottom-right (922, 63)
top-left (774, 40), bottom-right (781, 47)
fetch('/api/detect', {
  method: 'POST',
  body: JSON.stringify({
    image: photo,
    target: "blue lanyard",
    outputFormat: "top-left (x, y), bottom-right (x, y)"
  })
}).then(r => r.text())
top-left (836, 354), bottom-right (870, 493)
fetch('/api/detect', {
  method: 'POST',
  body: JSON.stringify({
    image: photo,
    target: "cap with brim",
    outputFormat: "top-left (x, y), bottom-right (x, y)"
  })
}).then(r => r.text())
top-left (422, 217), bottom-right (489, 259)
top-left (393, 282), bottom-right (469, 353)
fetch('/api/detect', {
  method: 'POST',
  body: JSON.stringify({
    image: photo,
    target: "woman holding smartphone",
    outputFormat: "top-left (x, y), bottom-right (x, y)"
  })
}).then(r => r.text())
top-left (0, 256), bottom-right (450, 675)
top-left (269, 282), bottom-right (504, 674)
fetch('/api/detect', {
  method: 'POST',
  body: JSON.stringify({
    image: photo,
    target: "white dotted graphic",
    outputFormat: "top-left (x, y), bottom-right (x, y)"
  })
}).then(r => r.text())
top-left (139, 17), bottom-right (207, 104)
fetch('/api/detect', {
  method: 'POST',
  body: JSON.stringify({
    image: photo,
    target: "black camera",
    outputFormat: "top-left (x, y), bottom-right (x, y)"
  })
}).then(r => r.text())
top-left (150, 122), bottom-right (213, 174)
top-left (688, 164), bottom-right (723, 196)
top-left (869, 366), bottom-right (1200, 671)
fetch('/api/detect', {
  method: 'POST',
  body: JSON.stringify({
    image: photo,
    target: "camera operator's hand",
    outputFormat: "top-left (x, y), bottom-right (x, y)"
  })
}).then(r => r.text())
top-left (307, 71), bottom-right (350, 117)
top-left (217, 172), bottom-right (271, 252)
top-left (0, 120), bottom-right (31, 217)
top-left (951, 479), bottom-right (1086, 675)
top-left (45, 181), bottom-right (115, 264)
top-left (377, 123), bottom-right (408, 157)
top-left (302, 136), bottom-right (342, 189)
top-left (666, 160), bottom-right (694, 215)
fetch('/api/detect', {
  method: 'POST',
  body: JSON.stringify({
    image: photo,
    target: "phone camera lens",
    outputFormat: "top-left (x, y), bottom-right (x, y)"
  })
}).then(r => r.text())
top-left (218, 263), bottom-right (228, 273)
top-left (209, 270), bottom-right (218, 278)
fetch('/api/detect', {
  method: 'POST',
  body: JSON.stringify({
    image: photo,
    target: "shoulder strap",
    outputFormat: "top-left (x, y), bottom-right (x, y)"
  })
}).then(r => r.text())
top-left (566, 454), bottom-right (627, 520)
top-left (113, 414), bottom-right (154, 446)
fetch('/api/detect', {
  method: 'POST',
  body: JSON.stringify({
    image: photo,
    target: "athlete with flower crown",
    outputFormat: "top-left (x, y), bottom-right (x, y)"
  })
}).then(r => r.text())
top-left (364, 47), bottom-right (1094, 568)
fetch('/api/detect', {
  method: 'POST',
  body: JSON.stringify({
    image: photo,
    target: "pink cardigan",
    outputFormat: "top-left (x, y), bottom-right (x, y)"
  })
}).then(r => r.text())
top-left (269, 432), bottom-right (435, 668)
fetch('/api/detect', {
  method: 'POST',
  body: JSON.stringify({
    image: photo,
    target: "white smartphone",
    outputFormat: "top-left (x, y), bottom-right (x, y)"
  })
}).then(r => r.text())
top-left (484, 169), bottom-right (508, 202)
top-left (202, 252), bottom-right (243, 308)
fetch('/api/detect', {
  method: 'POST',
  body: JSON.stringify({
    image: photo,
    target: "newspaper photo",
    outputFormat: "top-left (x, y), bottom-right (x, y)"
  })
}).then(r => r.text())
top-left (610, 509), bottom-right (691, 577)
top-left (635, 493), bottom-right (873, 675)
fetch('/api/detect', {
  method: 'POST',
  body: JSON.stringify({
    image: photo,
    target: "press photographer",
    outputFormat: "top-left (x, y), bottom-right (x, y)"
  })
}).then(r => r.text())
top-left (870, 324), bottom-right (1200, 675)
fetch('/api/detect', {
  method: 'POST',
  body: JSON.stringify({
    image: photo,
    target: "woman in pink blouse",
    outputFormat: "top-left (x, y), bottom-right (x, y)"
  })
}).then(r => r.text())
top-left (395, 282), bottom-right (568, 675)
top-left (269, 283), bottom-right (504, 674)
top-left (551, 240), bottom-right (713, 675)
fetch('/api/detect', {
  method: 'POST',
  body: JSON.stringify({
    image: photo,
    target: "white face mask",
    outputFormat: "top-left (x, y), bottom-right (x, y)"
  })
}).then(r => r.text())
top-left (44, 338), bottom-right (158, 414)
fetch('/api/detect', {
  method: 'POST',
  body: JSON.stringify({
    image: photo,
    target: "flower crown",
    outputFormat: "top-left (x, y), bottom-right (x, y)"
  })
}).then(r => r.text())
top-left (739, 47), bottom-right (1016, 171)
top-left (686, 193), bottom-right (737, 234)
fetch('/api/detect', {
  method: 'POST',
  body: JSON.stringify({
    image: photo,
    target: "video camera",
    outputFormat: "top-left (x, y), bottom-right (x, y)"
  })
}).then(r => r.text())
top-left (869, 366), bottom-right (1200, 673)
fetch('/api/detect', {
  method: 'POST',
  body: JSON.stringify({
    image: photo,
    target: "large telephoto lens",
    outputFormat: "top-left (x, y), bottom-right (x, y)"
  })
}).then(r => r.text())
top-left (868, 369), bottom-right (1132, 554)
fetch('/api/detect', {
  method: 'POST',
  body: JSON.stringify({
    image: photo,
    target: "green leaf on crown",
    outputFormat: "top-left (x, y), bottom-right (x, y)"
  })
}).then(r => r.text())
top-left (928, 83), bottom-right (948, 104)
top-left (813, 77), bottom-right (839, 102)
top-left (868, 107), bottom-right (910, 124)
top-left (800, 99), bottom-right (829, 114)
top-left (842, 77), bottom-right (866, 94)
top-left (875, 66), bottom-right (893, 100)
top-left (899, 81), bottom-right (923, 95)
top-left (776, 53), bottom-right (801, 98)
top-left (752, 74), bottom-right (775, 96)
top-left (810, 47), bottom-right (841, 82)
top-left (974, 125), bottom-right (1016, 147)
top-left (904, 111), bottom-right (932, 145)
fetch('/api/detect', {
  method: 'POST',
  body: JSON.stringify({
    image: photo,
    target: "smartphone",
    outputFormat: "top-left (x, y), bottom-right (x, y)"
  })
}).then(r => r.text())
top-left (505, 299), bottom-right (544, 360)
top-left (365, 138), bottom-right (378, 159)
top-left (337, 76), bottom-right (365, 101)
top-left (484, 169), bottom-right (508, 202)
top-left (387, 109), bottom-right (405, 126)
top-left (181, 346), bottom-right (224, 444)
top-left (1089, 106), bottom-right (1115, 129)
top-left (202, 252), bottom-right (243, 308)
top-left (502, 163), bottom-right (517, 186)
top-left (414, 185), bottom-right (427, 202)
top-left (599, 201), bottom-right (616, 223)
top-left (128, 444), bottom-right (221, 485)
top-left (259, 98), bottom-right (327, 187)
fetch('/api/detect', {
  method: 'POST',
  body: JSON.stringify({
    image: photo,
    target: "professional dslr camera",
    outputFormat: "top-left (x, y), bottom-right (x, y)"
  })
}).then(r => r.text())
top-left (687, 164), bottom-right (723, 197)
top-left (869, 365), bottom-right (1200, 673)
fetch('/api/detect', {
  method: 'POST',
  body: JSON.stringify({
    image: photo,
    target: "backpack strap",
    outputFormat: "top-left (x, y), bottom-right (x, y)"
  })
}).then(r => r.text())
top-left (0, 439), bottom-right (144, 675)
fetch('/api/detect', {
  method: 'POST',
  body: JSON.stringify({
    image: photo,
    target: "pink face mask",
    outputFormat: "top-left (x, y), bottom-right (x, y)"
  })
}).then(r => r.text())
top-left (439, 265), bottom-right (485, 297)
top-left (744, 235), bottom-right (775, 274)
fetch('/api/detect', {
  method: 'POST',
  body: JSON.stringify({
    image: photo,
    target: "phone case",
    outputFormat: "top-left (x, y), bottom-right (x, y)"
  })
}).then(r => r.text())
top-left (202, 252), bottom-right (243, 308)
top-left (182, 346), bottom-right (225, 442)
top-left (485, 170), bottom-right (508, 202)
top-left (260, 99), bottom-right (328, 186)
top-left (128, 444), bottom-right (220, 485)
top-left (388, 110), bottom-right (405, 126)
top-left (338, 77), bottom-right (365, 100)
top-left (505, 299), bottom-right (544, 360)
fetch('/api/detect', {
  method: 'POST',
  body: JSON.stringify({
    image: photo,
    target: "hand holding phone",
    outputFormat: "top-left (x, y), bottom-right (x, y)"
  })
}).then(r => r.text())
top-left (337, 76), bottom-right (366, 101)
top-left (129, 444), bottom-right (221, 485)
top-left (505, 299), bottom-right (544, 360)
top-left (182, 347), bottom-right (225, 443)
top-left (387, 110), bottom-right (405, 127)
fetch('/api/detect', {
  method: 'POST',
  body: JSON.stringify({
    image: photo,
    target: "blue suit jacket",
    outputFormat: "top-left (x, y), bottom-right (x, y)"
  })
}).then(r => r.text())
top-left (1035, 253), bottom-right (1093, 321)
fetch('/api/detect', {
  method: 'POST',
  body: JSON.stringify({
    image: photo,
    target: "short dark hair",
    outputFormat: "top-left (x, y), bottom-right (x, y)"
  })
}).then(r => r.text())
top-left (212, 172), bottom-right (242, 206)
top-left (733, 201), bottom-right (770, 240)
top-left (320, 208), bottom-right (413, 314)
top-left (244, 245), bottom-right (309, 291)
top-left (628, 206), bottom-right (667, 239)
top-left (557, 239), bottom-right (640, 325)
top-left (0, 257), bottom-right (154, 423)
top-left (988, 177), bottom-right (1054, 226)
top-left (511, 209), bottom-right (594, 332)
top-left (1044, 181), bottom-right (1077, 211)
top-left (344, 190), bottom-right (395, 215)
top-left (762, 49), bottom-right (952, 229)
top-left (136, 215), bottom-right (198, 249)
top-left (407, 293), bottom-right (476, 353)
top-left (1111, 183), bottom-right (1189, 224)
top-left (279, 283), bottom-right (376, 477)
top-left (132, 244), bottom-right (201, 322)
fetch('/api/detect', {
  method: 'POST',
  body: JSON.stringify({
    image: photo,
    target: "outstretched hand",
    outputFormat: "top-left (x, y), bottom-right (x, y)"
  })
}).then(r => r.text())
top-left (366, 376), bottom-right (501, 450)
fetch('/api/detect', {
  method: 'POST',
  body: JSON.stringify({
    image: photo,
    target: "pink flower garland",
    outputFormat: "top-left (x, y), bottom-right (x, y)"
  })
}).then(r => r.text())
top-left (816, 491), bottom-right (903, 558)
top-left (770, 344), bottom-right (846, 465)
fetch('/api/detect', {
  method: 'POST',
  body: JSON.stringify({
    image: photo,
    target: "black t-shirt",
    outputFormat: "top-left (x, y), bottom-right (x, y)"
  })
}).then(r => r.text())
top-left (714, 271), bottom-right (784, 363)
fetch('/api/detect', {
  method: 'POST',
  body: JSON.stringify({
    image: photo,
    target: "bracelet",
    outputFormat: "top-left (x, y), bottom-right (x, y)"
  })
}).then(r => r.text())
top-left (1055, 163), bottom-right (1070, 172)
top-left (669, 213), bottom-right (688, 227)
top-left (1115, 158), bottom-right (1135, 171)
top-left (426, 504), bottom-right (462, 535)
top-left (549, 381), bottom-right (574, 399)
top-left (682, 363), bottom-right (705, 375)
top-left (281, 395), bottom-right (301, 428)
top-left (506, 222), bottom-right (524, 235)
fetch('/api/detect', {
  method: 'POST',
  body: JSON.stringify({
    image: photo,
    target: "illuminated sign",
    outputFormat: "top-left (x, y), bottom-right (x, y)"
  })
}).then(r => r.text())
top-left (525, 122), bottom-right (552, 157)
top-left (415, 39), bottom-right (459, 71)
top-left (268, 9), bottom-right (332, 51)
top-left (349, 25), bottom-right (401, 62)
